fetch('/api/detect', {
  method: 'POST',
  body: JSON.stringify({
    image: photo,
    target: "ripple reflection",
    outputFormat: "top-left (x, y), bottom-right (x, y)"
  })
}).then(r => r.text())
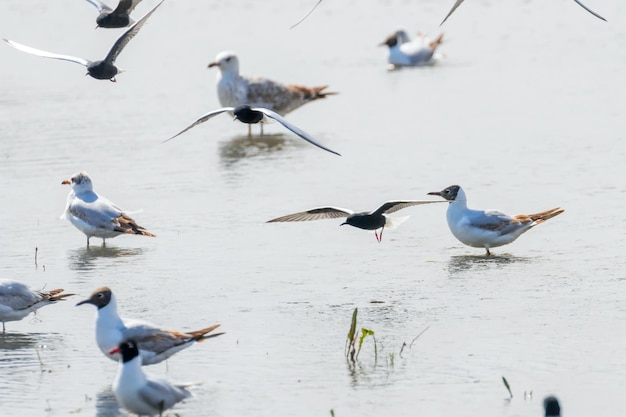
top-left (67, 246), bottom-right (144, 272)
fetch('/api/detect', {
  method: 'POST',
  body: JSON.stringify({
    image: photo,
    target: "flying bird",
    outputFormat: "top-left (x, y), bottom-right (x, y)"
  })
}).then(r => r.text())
top-left (428, 185), bottom-right (564, 255)
top-left (440, 0), bottom-right (606, 25)
top-left (110, 340), bottom-right (192, 416)
top-left (267, 200), bottom-right (443, 242)
top-left (61, 171), bottom-right (156, 247)
top-left (85, 0), bottom-right (145, 28)
top-left (380, 30), bottom-right (444, 68)
top-left (0, 280), bottom-right (74, 333)
top-left (208, 51), bottom-right (336, 117)
top-left (77, 287), bottom-right (224, 365)
top-left (4, 0), bottom-right (163, 82)
top-left (164, 105), bottom-right (341, 156)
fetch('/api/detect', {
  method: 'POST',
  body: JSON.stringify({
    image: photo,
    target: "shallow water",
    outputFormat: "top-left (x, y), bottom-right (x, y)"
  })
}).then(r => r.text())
top-left (0, 0), bottom-right (625, 416)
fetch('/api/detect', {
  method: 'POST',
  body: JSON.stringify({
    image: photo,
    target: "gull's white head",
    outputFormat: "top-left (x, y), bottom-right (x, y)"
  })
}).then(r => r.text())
top-left (207, 50), bottom-right (239, 74)
top-left (62, 171), bottom-right (94, 194)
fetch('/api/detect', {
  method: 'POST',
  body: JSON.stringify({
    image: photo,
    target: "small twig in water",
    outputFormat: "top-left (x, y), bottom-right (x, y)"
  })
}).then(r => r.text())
top-left (409, 325), bottom-right (431, 348)
top-left (35, 247), bottom-right (38, 268)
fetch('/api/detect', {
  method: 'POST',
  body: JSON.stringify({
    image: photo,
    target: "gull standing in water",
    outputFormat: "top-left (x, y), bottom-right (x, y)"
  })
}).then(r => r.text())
top-left (4, 0), bottom-right (163, 81)
top-left (61, 172), bottom-right (156, 247)
top-left (110, 340), bottom-right (192, 416)
top-left (77, 287), bottom-right (224, 365)
top-left (428, 185), bottom-right (564, 255)
top-left (267, 200), bottom-right (444, 242)
top-left (440, 0), bottom-right (606, 25)
top-left (379, 30), bottom-right (444, 68)
top-left (164, 105), bottom-right (341, 156)
top-left (85, 0), bottom-right (145, 28)
top-left (0, 280), bottom-right (74, 332)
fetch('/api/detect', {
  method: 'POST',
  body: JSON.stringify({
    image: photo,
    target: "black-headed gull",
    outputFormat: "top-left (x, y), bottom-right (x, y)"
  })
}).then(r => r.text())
top-left (0, 280), bottom-right (74, 332)
top-left (61, 171), bottom-right (156, 247)
top-left (77, 287), bottom-right (224, 365)
top-left (379, 30), bottom-right (444, 68)
top-left (164, 105), bottom-right (341, 156)
top-left (85, 0), bottom-right (145, 28)
top-left (440, 0), bottom-right (606, 25)
top-left (208, 51), bottom-right (337, 116)
top-left (4, 0), bottom-right (163, 82)
top-left (267, 200), bottom-right (444, 242)
top-left (428, 185), bottom-right (564, 255)
top-left (544, 396), bottom-right (561, 417)
top-left (110, 340), bottom-right (192, 416)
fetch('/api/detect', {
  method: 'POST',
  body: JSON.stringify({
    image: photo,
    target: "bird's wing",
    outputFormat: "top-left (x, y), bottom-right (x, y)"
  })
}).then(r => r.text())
top-left (68, 195), bottom-right (125, 229)
top-left (85, 0), bottom-right (113, 12)
top-left (267, 207), bottom-right (354, 222)
top-left (112, 0), bottom-right (144, 15)
top-left (290, 0), bottom-right (323, 29)
top-left (104, 0), bottom-right (163, 64)
top-left (372, 200), bottom-right (444, 216)
top-left (572, 0), bottom-right (606, 21)
top-left (138, 379), bottom-right (191, 412)
top-left (4, 39), bottom-right (89, 67)
top-left (0, 282), bottom-right (38, 310)
top-left (440, 0), bottom-right (464, 25)
top-left (465, 209), bottom-right (525, 234)
top-left (162, 108), bottom-right (234, 143)
top-left (254, 107), bottom-right (341, 156)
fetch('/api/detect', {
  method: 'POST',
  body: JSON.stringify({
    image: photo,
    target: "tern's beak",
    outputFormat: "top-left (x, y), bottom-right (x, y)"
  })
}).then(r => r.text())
top-left (207, 61), bottom-right (219, 69)
top-left (108, 346), bottom-right (121, 355)
top-left (61, 179), bottom-right (71, 185)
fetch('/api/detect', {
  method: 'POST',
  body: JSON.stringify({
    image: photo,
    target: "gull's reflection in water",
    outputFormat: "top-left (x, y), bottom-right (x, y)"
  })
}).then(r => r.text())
top-left (218, 133), bottom-right (291, 167)
top-left (95, 386), bottom-right (123, 417)
top-left (447, 254), bottom-right (531, 276)
top-left (67, 246), bottom-right (144, 272)
top-left (0, 332), bottom-right (63, 369)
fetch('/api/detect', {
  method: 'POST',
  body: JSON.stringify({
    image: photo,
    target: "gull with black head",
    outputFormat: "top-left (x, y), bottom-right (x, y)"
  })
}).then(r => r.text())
top-left (428, 185), bottom-right (564, 255)
top-left (4, 0), bottom-right (163, 82)
top-left (379, 30), bottom-right (444, 68)
top-left (268, 200), bottom-right (443, 242)
top-left (164, 104), bottom-right (341, 156)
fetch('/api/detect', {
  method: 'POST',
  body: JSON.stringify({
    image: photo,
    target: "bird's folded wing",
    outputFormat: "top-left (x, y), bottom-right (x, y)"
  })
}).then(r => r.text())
top-left (139, 379), bottom-right (191, 411)
top-left (267, 207), bottom-right (353, 222)
top-left (68, 198), bottom-right (124, 228)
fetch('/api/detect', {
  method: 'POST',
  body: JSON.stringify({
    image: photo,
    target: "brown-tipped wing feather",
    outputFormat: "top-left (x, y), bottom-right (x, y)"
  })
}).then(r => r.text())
top-left (513, 207), bottom-right (564, 225)
top-left (113, 214), bottom-right (156, 237)
top-left (267, 207), bottom-right (354, 223)
top-left (45, 289), bottom-right (76, 301)
top-left (132, 324), bottom-right (223, 353)
top-left (246, 80), bottom-right (337, 115)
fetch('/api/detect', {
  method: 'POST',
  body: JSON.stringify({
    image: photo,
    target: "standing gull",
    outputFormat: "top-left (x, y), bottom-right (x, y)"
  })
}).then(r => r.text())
top-left (440, 0), bottom-right (606, 25)
top-left (4, 0), bottom-right (163, 82)
top-left (380, 30), bottom-right (444, 68)
top-left (61, 172), bottom-right (156, 247)
top-left (164, 105), bottom-right (341, 156)
top-left (208, 51), bottom-right (336, 117)
top-left (110, 340), bottom-right (192, 416)
top-left (428, 185), bottom-right (564, 255)
top-left (85, 0), bottom-right (145, 28)
top-left (0, 280), bottom-right (74, 333)
top-left (77, 287), bottom-right (224, 365)
top-left (267, 200), bottom-right (443, 242)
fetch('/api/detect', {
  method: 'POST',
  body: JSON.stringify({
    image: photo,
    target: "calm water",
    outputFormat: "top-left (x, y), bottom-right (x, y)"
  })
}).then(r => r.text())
top-left (0, 1), bottom-right (625, 416)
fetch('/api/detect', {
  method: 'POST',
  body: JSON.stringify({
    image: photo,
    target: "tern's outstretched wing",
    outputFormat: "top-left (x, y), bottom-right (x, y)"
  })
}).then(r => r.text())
top-left (372, 200), bottom-right (444, 216)
top-left (572, 0), bottom-right (606, 21)
top-left (163, 108), bottom-right (234, 143)
top-left (267, 207), bottom-right (354, 222)
top-left (440, 0), bottom-right (464, 25)
top-left (4, 39), bottom-right (89, 67)
top-left (85, 0), bottom-right (113, 13)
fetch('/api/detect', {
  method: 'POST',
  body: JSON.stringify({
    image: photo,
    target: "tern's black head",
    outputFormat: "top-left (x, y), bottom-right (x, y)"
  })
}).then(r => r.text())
top-left (427, 185), bottom-right (460, 201)
top-left (112, 340), bottom-right (140, 363)
top-left (96, 13), bottom-right (132, 29)
top-left (76, 286), bottom-right (112, 309)
top-left (543, 396), bottom-right (561, 417)
top-left (233, 105), bottom-right (264, 124)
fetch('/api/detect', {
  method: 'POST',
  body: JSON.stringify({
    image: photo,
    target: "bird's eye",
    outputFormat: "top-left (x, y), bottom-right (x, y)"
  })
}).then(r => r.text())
top-left (445, 189), bottom-right (450, 194)
top-left (97, 293), bottom-right (104, 298)
top-left (225, 57), bottom-right (231, 62)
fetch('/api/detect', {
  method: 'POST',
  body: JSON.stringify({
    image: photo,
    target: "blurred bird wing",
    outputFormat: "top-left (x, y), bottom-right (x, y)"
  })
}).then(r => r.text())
top-left (267, 207), bottom-right (354, 222)
top-left (85, 0), bottom-right (113, 12)
top-left (4, 39), bottom-right (89, 67)
top-left (113, 0), bottom-right (144, 15)
top-left (104, 0), bottom-right (163, 63)
top-left (253, 107), bottom-right (341, 156)
top-left (373, 200), bottom-right (444, 216)
top-left (440, 0), bottom-right (464, 25)
top-left (572, 0), bottom-right (606, 21)
top-left (163, 108), bottom-right (234, 143)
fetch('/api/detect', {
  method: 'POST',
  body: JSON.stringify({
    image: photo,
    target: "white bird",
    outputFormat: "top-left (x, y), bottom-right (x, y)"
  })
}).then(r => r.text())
top-left (76, 287), bottom-right (224, 365)
top-left (85, 0), bottom-right (145, 28)
top-left (0, 280), bottom-right (74, 332)
top-left (110, 340), bottom-right (192, 416)
top-left (61, 171), bottom-right (156, 247)
top-left (440, 0), bottom-right (606, 25)
top-left (164, 104), bottom-right (341, 156)
top-left (207, 51), bottom-right (336, 117)
top-left (267, 200), bottom-right (444, 242)
top-left (379, 30), bottom-right (444, 68)
top-left (544, 396), bottom-right (561, 417)
top-left (428, 185), bottom-right (564, 255)
top-left (4, 0), bottom-right (163, 82)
